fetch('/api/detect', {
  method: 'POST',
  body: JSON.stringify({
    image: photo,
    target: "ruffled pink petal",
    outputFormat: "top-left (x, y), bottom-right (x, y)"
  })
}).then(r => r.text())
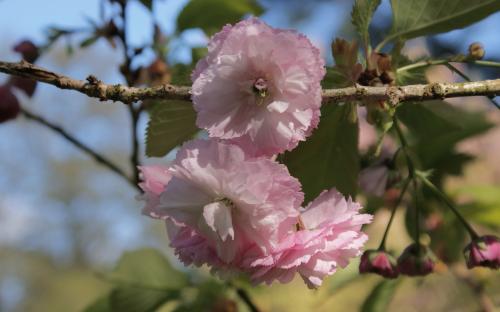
top-left (138, 165), bottom-right (172, 219)
top-left (157, 139), bottom-right (303, 264)
top-left (191, 17), bottom-right (325, 156)
top-left (244, 188), bottom-right (372, 288)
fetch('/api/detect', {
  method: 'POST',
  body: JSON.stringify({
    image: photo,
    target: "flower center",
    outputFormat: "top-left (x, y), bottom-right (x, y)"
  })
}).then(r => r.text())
top-left (253, 78), bottom-right (268, 100)
top-left (295, 216), bottom-right (306, 231)
top-left (218, 197), bottom-right (234, 207)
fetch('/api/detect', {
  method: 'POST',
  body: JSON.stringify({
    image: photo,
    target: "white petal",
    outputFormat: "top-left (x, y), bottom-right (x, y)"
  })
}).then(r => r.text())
top-left (266, 101), bottom-right (289, 113)
top-left (158, 177), bottom-right (213, 227)
top-left (203, 201), bottom-right (234, 241)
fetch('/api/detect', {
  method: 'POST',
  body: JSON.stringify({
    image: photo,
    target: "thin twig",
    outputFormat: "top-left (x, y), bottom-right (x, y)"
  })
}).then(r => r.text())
top-left (117, 0), bottom-right (141, 185)
top-left (20, 107), bottom-right (138, 190)
top-left (396, 58), bottom-right (500, 73)
top-left (445, 62), bottom-right (500, 109)
top-left (235, 287), bottom-right (262, 312)
top-left (378, 177), bottom-right (410, 250)
top-left (1, 61), bottom-right (500, 106)
top-left (416, 171), bottom-right (479, 240)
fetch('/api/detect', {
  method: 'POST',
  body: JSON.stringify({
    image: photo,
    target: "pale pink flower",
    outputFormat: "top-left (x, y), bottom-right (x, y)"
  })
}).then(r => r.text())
top-left (139, 165), bottom-right (226, 267)
top-left (138, 146), bottom-right (371, 289)
top-left (150, 139), bottom-right (302, 264)
top-left (243, 189), bottom-right (372, 288)
top-left (138, 165), bottom-right (172, 219)
top-left (192, 18), bottom-right (325, 157)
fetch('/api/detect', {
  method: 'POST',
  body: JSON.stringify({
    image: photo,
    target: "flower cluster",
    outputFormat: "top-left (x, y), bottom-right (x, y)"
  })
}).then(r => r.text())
top-left (139, 140), bottom-right (371, 288)
top-left (138, 18), bottom-right (372, 288)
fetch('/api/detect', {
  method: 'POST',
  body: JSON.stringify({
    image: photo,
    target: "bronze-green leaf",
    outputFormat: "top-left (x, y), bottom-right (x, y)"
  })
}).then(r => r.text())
top-left (145, 100), bottom-right (199, 157)
top-left (388, 0), bottom-right (500, 42)
top-left (283, 103), bottom-right (359, 203)
top-left (177, 0), bottom-right (263, 35)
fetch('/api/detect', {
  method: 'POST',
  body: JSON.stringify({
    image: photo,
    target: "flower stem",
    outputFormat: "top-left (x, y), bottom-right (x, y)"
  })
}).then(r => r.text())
top-left (396, 59), bottom-right (500, 73)
top-left (392, 117), bottom-right (415, 179)
top-left (378, 177), bottom-right (411, 250)
top-left (412, 178), bottom-right (421, 251)
top-left (416, 171), bottom-right (479, 240)
top-left (235, 287), bottom-right (261, 312)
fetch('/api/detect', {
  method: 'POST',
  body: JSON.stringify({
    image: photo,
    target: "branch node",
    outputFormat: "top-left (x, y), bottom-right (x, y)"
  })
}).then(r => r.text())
top-left (424, 83), bottom-right (446, 99)
top-left (386, 86), bottom-right (404, 106)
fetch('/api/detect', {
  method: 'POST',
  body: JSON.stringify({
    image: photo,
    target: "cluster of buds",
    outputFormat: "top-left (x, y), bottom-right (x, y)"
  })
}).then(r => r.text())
top-left (360, 235), bottom-right (500, 279)
top-left (359, 243), bottom-right (436, 278)
top-left (357, 52), bottom-right (395, 87)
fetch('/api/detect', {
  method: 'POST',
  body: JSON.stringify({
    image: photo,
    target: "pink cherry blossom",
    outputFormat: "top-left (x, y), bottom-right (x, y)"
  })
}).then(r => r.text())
top-left (192, 17), bottom-right (325, 157)
top-left (139, 165), bottom-right (226, 268)
top-left (138, 144), bottom-right (372, 288)
top-left (145, 139), bottom-right (303, 264)
top-left (243, 189), bottom-right (372, 288)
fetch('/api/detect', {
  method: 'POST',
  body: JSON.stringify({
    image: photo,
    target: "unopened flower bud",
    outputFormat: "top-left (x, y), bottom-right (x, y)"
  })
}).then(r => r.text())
top-left (464, 235), bottom-right (500, 269)
top-left (0, 85), bottom-right (20, 123)
top-left (397, 243), bottom-right (435, 276)
top-left (147, 58), bottom-right (171, 86)
top-left (9, 76), bottom-right (37, 97)
top-left (13, 40), bottom-right (39, 63)
top-left (468, 42), bottom-right (485, 60)
top-left (359, 250), bottom-right (399, 278)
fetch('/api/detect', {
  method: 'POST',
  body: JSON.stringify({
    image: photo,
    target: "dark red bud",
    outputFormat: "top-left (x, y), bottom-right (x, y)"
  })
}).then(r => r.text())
top-left (0, 85), bottom-right (21, 123)
top-left (9, 76), bottom-right (37, 97)
top-left (464, 235), bottom-right (500, 269)
top-left (397, 243), bottom-right (435, 276)
top-left (359, 249), bottom-right (399, 278)
top-left (13, 40), bottom-right (39, 63)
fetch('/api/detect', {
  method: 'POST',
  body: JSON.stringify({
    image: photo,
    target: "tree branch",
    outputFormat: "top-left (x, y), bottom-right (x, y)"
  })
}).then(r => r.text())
top-left (0, 60), bottom-right (191, 103)
top-left (20, 107), bottom-right (138, 190)
top-left (1, 60), bottom-right (499, 106)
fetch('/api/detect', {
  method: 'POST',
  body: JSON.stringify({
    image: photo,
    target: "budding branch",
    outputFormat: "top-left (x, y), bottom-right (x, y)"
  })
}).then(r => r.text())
top-left (1, 60), bottom-right (499, 105)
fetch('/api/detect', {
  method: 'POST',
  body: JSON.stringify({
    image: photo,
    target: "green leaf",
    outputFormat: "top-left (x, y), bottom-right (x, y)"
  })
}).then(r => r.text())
top-left (388, 0), bottom-right (500, 42)
top-left (83, 295), bottom-right (112, 312)
top-left (145, 100), bottom-right (199, 157)
top-left (139, 0), bottom-right (153, 11)
top-left (351, 0), bottom-right (382, 46)
top-left (396, 101), bottom-right (492, 167)
top-left (109, 287), bottom-right (178, 312)
top-left (191, 47), bottom-right (208, 64)
top-left (170, 63), bottom-right (195, 86)
top-left (283, 103), bottom-right (359, 203)
top-left (456, 186), bottom-right (500, 229)
top-left (177, 0), bottom-right (263, 35)
top-left (172, 280), bottom-right (227, 312)
top-left (321, 67), bottom-right (349, 89)
top-left (85, 249), bottom-right (187, 312)
top-left (361, 280), bottom-right (400, 312)
top-left (108, 248), bottom-right (187, 289)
